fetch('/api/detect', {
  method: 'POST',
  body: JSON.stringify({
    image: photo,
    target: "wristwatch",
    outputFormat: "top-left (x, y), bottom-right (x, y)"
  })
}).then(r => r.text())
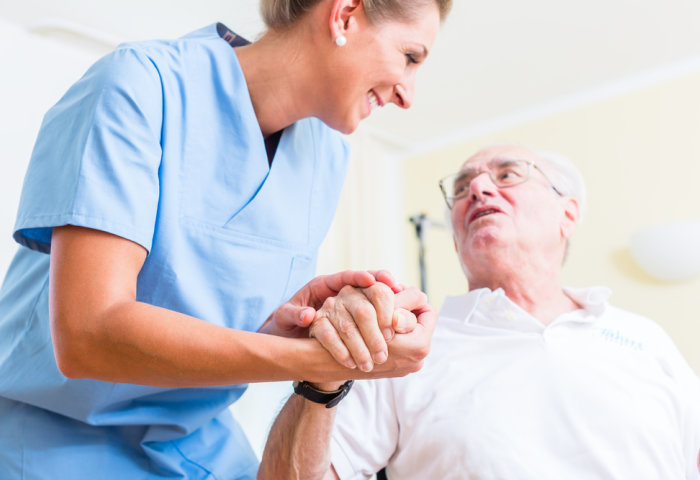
top-left (292, 380), bottom-right (354, 409)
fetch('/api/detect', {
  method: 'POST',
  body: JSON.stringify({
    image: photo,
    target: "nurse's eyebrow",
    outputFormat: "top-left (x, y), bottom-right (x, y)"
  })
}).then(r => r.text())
top-left (406, 42), bottom-right (429, 60)
top-left (416, 45), bottom-right (429, 59)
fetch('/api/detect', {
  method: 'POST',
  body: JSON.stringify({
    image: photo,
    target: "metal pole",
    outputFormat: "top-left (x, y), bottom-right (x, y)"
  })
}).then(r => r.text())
top-left (409, 213), bottom-right (428, 294)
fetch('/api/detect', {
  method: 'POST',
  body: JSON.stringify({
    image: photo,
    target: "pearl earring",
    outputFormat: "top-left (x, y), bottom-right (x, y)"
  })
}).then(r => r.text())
top-left (334, 35), bottom-right (347, 47)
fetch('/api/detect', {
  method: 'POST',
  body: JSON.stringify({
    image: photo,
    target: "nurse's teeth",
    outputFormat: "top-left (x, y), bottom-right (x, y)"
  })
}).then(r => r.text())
top-left (368, 91), bottom-right (378, 109)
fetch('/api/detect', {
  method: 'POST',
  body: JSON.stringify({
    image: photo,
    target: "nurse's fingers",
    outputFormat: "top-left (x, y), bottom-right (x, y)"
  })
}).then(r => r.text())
top-left (271, 304), bottom-right (316, 332)
top-left (366, 304), bottom-right (437, 380)
top-left (393, 287), bottom-right (428, 313)
top-left (368, 269), bottom-right (404, 293)
top-left (309, 313), bottom-right (356, 370)
top-left (385, 288), bottom-right (427, 335)
top-left (413, 303), bottom-right (438, 336)
top-left (306, 270), bottom-right (376, 306)
top-left (392, 308), bottom-right (418, 334)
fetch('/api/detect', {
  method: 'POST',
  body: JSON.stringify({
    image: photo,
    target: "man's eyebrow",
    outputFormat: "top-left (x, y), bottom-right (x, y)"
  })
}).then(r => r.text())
top-left (492, 157), bottom-right (521, 166)
top-left (455, 169), bottom-right (476, 181)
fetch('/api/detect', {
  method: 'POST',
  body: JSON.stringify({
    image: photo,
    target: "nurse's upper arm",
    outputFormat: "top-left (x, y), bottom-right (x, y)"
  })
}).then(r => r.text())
top-left (49, 225), bottom-right (147, 377)
top-left (15, 46), bottom-right (164, 256)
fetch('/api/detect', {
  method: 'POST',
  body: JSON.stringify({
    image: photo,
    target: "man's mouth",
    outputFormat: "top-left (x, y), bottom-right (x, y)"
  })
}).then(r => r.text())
top-left (470, 208), bottom-right (501, 223)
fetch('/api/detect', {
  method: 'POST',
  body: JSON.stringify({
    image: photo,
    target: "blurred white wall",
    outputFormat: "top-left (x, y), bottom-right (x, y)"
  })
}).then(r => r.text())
top-left (0, 19), bottom-right (99, 272)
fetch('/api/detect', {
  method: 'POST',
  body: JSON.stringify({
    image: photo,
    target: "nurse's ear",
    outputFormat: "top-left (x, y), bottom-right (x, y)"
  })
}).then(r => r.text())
top-left (328, 0), bottom-right (362, 46)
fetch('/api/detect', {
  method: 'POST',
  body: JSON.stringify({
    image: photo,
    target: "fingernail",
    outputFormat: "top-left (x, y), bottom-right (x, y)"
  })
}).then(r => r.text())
top-left (374, 351), bottom-right (387, 364)
top-left (383, 328), bottom-right (393, 341)
top-left (360, 361), bottom-right (373, 372)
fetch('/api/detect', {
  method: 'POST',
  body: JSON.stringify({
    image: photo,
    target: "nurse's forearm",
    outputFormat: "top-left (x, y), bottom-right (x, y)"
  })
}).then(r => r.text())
top-left (49, 225), bottom-right (428, 387)
top-left (55, 298), bottom-right (425, 387)
top-left (48, 225), bottom-right (349, 386)
top-left (54, 298), bottom-right (359, 387)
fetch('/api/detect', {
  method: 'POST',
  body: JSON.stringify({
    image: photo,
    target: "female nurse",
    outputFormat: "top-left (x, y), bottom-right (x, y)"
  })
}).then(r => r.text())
top-left (0, 0), bottom-right (452, 478)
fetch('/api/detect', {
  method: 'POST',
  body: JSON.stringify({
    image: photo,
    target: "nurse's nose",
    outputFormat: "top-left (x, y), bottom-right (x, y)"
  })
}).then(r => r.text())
top-left (391, 83), bottom-right (413, 109)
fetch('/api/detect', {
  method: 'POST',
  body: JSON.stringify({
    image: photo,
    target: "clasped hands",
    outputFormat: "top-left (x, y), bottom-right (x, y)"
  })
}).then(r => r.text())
top-left (260, 270), bottom-right (436, 381)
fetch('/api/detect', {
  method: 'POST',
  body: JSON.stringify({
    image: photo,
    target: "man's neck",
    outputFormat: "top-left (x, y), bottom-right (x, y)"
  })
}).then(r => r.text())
top-left (468, 258), bottom-right (580, 326)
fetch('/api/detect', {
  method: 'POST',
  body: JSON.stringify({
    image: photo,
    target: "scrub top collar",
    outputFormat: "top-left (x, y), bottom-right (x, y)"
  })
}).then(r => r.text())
top-left (216, 23), bottom-right (250, 48)
top-left (212, 23), bottom-right (288, 170)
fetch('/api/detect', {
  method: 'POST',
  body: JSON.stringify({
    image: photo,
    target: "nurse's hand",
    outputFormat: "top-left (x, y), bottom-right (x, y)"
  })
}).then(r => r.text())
top-left (258, 270), bottom-right (380, 339)
top-left (363, 300), bottom-right (435, 378)
top-left (309, 283), bottom-right (425, 372)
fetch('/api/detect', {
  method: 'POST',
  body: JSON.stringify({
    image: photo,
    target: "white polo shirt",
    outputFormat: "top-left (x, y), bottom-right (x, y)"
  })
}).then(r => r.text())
top-left (330, 287), bottom-right (700, 480)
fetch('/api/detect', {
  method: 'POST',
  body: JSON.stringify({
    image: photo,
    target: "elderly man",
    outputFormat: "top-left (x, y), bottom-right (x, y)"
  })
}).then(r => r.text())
top-left (258, 144), bottom-right (700, 479)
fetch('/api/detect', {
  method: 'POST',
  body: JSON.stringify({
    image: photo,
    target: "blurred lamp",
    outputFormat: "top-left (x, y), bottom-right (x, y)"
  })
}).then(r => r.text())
top-left (629, 221), bottom-right (700, 282)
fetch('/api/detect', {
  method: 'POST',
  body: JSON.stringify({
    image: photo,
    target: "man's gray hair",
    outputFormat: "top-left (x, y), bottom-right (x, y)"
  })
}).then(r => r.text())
top-left (532, 148), bottom-right (587, 222)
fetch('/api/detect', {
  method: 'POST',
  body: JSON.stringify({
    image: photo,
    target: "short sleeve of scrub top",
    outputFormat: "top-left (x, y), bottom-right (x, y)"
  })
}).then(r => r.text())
top-left (14, 46), bottom-right (163, 253)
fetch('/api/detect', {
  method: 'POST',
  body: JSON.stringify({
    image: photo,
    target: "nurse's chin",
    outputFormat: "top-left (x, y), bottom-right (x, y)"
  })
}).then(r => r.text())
top-left (330, 122), bottom-right (359, 135)
top-left (337, 123), bottom-right (360, 135)
top-left (319, 113), bottom-right (361, 135)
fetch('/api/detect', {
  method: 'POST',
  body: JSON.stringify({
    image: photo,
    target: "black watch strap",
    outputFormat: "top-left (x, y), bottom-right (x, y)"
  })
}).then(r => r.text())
top-left (293, 380), bottom-right (354, 408)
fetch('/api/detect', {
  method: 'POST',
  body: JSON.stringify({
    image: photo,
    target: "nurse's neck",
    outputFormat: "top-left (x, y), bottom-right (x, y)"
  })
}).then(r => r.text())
top-left (235, 25), bottom-right (323, 138)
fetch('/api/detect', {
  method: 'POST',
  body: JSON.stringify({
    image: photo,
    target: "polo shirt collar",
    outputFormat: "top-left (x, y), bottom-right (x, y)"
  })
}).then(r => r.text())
top-left (439, 286), bottom-right (612, 333)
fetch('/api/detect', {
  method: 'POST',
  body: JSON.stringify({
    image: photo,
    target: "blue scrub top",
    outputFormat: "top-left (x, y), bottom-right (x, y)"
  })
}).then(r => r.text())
top-left (0, 23), bottom-right (349, 479)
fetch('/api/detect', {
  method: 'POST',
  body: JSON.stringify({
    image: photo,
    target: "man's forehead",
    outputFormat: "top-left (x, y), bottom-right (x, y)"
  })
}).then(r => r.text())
top-left (461, 146), bottom-right (539, 169)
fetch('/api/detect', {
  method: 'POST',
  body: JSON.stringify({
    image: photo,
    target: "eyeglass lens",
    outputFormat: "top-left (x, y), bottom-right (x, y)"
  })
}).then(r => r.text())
top-left (448, 159), bottom-right (529, 198)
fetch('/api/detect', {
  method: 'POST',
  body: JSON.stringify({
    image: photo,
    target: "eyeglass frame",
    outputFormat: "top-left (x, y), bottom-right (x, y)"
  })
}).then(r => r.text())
top-left (438, 158), bottom-right (563, 209)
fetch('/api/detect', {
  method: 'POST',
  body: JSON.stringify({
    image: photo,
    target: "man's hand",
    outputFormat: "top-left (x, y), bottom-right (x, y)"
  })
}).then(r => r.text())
top-left (366, 301), bottom-right (436, 379)
top-left (258, 270), bottom-right (384, 338)
top-left (309, 285), bottom-right (426, 372)
top-left (259, 269), bottom-right (428, 373)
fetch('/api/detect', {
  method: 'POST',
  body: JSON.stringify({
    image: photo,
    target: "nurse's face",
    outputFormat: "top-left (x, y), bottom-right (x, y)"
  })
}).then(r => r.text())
top-left (322, 3), bottom-right (441, 134)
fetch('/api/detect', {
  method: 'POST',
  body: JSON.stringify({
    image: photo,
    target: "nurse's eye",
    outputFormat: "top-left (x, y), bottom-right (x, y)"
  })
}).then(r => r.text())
top-left (405, 53), bottom-right (419, 65)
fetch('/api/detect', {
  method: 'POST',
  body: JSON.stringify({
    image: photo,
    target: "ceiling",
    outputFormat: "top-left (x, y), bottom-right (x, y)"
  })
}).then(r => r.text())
top-left (3, 0), bottom-right (700, 155)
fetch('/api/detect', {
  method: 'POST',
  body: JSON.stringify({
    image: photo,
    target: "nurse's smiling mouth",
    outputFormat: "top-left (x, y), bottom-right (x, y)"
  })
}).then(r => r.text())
top-left (368, 90), bottom-right (383, 111)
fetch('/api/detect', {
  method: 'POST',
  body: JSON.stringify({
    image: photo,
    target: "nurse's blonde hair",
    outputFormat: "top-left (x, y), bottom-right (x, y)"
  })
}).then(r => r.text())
top-left (260, 0), bottom-right (452, 30)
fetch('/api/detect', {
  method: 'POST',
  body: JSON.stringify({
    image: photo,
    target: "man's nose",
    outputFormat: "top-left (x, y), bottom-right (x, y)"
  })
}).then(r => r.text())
top-left (469, 172), bottom-right (497, 200)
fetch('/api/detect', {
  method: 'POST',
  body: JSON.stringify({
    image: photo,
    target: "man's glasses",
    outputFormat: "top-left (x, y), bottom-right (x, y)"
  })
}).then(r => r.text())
top-left (439, 158), bottom-right (562, 208)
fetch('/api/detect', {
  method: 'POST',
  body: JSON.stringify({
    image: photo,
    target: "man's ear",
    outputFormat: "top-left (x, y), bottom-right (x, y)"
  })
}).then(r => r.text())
top-left (560, 196), bottom-right (580, 239)
top-left (328, 0), bottom-right (362, 40)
